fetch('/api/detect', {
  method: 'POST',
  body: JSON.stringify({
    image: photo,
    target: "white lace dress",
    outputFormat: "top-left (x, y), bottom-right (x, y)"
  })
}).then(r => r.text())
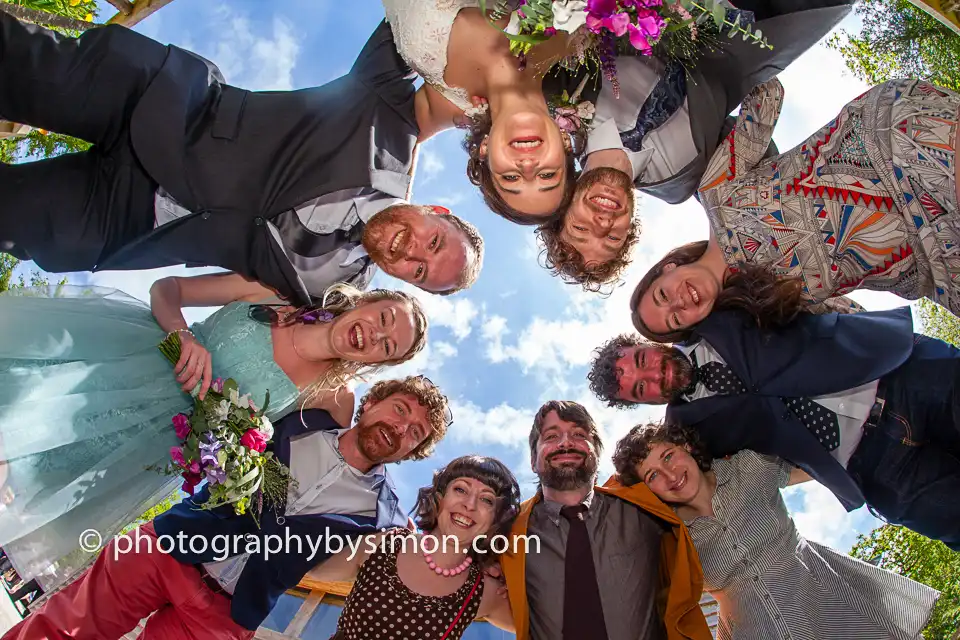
top-left (380, 0), bottom-right (477, 112)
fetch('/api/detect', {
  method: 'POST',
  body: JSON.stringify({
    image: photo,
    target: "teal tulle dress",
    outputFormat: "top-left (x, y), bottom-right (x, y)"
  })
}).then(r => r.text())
top-left (0, 287), bottom-right (302, 591)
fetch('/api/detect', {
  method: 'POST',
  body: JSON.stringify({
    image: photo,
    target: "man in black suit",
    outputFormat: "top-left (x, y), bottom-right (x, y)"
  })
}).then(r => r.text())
top-left (0, 14), bottom-right (483, 306)
top-left (586, 307), bottom-right (960, 551)
top-left (538, 0), bottom-right (855, 291)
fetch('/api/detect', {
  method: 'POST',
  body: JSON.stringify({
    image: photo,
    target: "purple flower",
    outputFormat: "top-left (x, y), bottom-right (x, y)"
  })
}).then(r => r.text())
top-left (587, 0), bottom-right (618, 16)
top-left (544, 26), bottom-right (557, 36)
top-left (199, 434), bottom-right (223, 467)
top-left (205, 465), bottom-right (227, 486)
top-left (211, 378), bottom-right (224, 394)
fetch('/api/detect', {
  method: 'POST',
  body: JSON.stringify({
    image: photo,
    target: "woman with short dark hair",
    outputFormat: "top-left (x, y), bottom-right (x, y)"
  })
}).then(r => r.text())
top-left (613, 422), bottom-right (941, 640)
top-left (310, 455), bottom-right (520, 639)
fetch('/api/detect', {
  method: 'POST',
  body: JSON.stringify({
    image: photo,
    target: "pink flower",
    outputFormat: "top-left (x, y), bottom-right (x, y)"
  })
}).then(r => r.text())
top-left (602, 12), bottom-right (630, 36)
top-left (188, 460), bottom-right (201, 475)
top-left (635, 9), bottom-right (665, 38)
top-left (587, 0), bottom-right (618, 15)
top-left (240, 429), bottom-right (268, 453)
top-left (181, 470), bottom-right (203, 496)
top-left (211, 378), bottom-right (224, 393)
top-left (627, 23), bottom-right (653, 52)
top-left (585, 12), bottom-right (604, 32)
top-left (544, 26), bottom-right (557, 36)
top-left (172, 413), bottom-right (191, 440)
top-left (553, 107), bottom-right (582, 132)
top-left (170, 446), bottom-right (186, 468)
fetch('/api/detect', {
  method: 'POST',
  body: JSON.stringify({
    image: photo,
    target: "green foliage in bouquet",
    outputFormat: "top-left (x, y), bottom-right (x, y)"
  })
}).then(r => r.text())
top-left (150, 332), bottom-right (296, 527)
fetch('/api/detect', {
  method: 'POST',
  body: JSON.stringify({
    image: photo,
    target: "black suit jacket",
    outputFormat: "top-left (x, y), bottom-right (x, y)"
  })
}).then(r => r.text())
top-left (665, 307), bottom-right (916, 510)
top-left (97, 20), bottom-right (418, 304)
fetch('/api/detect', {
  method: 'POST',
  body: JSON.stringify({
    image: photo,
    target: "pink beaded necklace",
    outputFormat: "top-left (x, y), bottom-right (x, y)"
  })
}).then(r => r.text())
top-left (423, 549), bottom-right (473, 577)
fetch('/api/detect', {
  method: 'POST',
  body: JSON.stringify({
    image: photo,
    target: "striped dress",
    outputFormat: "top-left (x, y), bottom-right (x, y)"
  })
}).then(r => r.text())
top-left (683, 450), bottom-right (939, 639)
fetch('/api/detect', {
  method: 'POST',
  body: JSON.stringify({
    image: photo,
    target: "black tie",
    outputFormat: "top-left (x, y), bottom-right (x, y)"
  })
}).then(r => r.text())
top-left (781, 397), bottom-right (841, 451)
top-left (696, 361), bottom-right (748, 395)
top-left (560, 504), bottom-right (608, 640)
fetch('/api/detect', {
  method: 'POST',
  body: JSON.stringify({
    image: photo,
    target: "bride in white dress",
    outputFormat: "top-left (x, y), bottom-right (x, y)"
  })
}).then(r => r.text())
top-left (382, 0), bottom-right (584, 225)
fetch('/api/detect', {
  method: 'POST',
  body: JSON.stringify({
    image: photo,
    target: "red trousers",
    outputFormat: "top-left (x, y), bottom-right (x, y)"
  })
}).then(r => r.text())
top-left (1, 523), bottom-right (254, 640)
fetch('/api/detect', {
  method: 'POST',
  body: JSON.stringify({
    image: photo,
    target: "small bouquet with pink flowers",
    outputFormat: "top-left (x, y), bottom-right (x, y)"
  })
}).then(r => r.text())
top-left (149, 332), bottom-right (294, 525)
top-left (482, 0), bottom-right (772, 98)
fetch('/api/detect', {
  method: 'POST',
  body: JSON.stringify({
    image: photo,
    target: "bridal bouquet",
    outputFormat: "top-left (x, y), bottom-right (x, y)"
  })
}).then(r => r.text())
top-left (483, 0), bottom-right (772, 97)
top-left (149, 332), bottom-right (294, 526)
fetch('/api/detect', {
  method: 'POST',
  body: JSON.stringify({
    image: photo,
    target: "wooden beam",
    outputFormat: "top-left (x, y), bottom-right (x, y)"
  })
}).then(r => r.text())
top-left (106, 0), bottom-right (178, 28)
top-left (104, 0), bottom-right (135, 16)
top-left (0, 4), bottom-right (94, 31)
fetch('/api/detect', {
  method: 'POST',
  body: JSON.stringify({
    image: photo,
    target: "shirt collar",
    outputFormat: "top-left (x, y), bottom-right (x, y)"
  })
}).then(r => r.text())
top-left (340, 244), bottom-right (369, 267)
top-left (584, 118), bottom-right (654, 182)
top-left (538, 488), bottom-right (596, 526)
top-left (321, 428), bottom-right (387, 486)
top-left (356, 195), bottom-right (405, 224)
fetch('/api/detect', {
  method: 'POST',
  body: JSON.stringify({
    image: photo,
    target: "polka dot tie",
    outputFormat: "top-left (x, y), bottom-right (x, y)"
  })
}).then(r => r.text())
top-left (696, 361), bottom-right (748, 395)
top-left (781, 396), bottom-right (841, 451)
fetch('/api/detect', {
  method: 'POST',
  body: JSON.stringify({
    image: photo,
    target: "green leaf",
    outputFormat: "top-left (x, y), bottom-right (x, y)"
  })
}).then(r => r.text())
top-left (223, 378), bottom-right (239, 397)
top-left (712, 3), bottom-right (726, 28)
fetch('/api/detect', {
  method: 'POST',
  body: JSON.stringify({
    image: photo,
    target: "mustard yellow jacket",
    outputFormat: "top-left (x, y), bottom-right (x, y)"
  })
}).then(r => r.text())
top-left (500, 476), bottom-right (712, 640)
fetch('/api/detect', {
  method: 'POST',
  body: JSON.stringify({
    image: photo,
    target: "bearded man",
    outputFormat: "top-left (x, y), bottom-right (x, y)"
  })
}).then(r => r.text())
top-left (498, 400), bottom-right (711, 640)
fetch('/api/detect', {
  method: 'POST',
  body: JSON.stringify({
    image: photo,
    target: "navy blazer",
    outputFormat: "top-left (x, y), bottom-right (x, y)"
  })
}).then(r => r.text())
top-left (665, 306), bottom-right (915, 510)
top-left (153, 408), bottom-right (407, 630)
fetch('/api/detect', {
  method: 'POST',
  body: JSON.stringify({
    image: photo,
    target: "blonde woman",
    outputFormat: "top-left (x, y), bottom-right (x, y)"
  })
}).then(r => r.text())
top-left (0, 272), bottom-right (427, 591)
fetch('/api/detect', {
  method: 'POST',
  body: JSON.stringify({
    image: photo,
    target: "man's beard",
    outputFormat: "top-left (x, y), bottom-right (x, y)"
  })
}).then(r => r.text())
top-left (361, 207), bottom-right (405, 266)
top-left (356, 420), bottom-right (402, 462)
top-left (539, 449), bottom-right (598, 491)
top-left (654, 344), bottom-right (696, 402)
top-left (575, 166), bottom-right (636, 215)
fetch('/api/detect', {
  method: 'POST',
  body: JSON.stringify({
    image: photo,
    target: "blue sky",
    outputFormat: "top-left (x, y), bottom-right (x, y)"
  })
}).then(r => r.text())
top-left (38, 0), bottom-right (915, 554)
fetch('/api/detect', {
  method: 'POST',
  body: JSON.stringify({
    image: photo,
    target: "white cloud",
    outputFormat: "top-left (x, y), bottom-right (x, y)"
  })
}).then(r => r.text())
top-left (204, 7), bottom-right (300, 90)
top-left (785, 482), bottom-right (882, 551)
top-left (388, 283), bottom-right (479, 341)
top-left (448, 398), bottom-right (536, 448)
top-left (418, 148), bottom-right (446, 184)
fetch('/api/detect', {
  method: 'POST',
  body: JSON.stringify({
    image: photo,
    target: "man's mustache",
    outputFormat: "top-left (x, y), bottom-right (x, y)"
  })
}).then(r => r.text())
top-left (547, 449), bottom-right (587, 463)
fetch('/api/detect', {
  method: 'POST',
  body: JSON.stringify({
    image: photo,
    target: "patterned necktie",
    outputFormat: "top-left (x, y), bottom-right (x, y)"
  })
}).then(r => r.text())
top-left (620, 59), bottom-right (687, 152)
top-left (781, 397), bottom-right (841, 451)
top-left (696, 361), bottom-right (748, 395)
top-left (560, 504), bottom-right (608, 640)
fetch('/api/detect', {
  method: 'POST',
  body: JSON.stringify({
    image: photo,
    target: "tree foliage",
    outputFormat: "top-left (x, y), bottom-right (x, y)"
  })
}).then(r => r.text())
top-left (826, 0), bottom-right (960, 91)
top-left (0, 0), bottom-right (96, 163)
top-left (850, 524), bottom-right (960, 639)
top-left (918, 297), bottom-right (960, 347)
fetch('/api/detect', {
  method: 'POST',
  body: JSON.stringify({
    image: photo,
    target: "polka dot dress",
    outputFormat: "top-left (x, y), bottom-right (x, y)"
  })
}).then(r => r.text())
top-left (334, 529), bottom-right (485, 640)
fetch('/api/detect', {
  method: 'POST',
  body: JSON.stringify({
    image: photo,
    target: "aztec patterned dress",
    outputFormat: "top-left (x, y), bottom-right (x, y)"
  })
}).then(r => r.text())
top-left (698, 77), bottom-right (960, 315)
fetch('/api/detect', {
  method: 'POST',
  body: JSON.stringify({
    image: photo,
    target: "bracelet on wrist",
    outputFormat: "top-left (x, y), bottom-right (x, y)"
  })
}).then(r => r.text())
top-left (165, 328), bottom-right (194, 341)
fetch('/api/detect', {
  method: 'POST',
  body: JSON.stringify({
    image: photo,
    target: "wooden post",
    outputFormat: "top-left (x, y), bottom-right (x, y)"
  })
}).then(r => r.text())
top-left (104, 0), bottom-right (135, 16)
top-left (905, 0), bottom-right (960, 35)
top-left (106, 0), bottom-right (178, 28)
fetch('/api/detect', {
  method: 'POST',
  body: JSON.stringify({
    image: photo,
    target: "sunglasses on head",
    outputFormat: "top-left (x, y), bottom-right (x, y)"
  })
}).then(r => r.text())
top-left (248, 304), bottom-right (335, 326)
top-left (409, 374), bottom-right (454, 427)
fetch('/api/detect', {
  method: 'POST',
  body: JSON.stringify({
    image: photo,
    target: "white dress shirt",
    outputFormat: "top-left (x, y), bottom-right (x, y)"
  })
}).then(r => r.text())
top-left (584, 55), bottom-right (699, 185)
top-left (201, 427), bottom-right (385, 594)
top-left (679, 340), bottom-right (878, 468)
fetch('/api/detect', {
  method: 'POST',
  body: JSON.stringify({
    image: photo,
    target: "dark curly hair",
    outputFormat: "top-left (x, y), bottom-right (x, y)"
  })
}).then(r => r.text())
top-left (586, 333), bottom-right (649, 409)
top-left (612, 421), bottom-right (712, 487)
top-left (355, 376), bottom-right (451, 461)
top-left (462, 110), bottom-right (578, 226)
top-left (412, 455), bottom-right (522, 567)
top-left (537, 212), bottom-right (641, 294)
top-left (629, 240), bottom-right (806, 343)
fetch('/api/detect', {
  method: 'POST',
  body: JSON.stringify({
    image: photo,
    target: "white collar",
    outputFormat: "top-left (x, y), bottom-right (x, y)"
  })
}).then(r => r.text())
top-left (584, 118), bottom-right (653, 182)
